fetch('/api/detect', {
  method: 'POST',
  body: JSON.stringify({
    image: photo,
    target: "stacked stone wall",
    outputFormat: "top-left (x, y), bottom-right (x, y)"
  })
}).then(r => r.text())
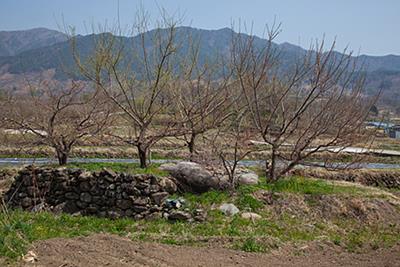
top-left (4, 166), bottom-right (179, 220)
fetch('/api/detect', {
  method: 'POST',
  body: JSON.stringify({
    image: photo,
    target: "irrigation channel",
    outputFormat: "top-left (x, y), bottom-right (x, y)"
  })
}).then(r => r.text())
top-left (0, 157), bottom-right (400, 169)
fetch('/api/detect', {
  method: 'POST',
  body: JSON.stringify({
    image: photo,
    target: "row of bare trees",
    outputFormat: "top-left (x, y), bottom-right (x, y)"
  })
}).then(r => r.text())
top-left (1, 80), bottom-right (112, 165)
top-left (0, 13), bottom-right (377, 181)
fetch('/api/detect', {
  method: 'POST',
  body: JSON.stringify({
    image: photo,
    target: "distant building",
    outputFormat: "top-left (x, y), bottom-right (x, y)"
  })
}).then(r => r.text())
top-left (388, 126), bottom-right (400, 139)
top-left (366, 121), bottom-right (394, 135)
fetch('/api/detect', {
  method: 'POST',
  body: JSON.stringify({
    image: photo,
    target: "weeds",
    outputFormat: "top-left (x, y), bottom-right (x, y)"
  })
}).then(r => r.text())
top-left (236, 238), bottom-right (266, 252)
top-left (0, 163), bottom-right (399, 262)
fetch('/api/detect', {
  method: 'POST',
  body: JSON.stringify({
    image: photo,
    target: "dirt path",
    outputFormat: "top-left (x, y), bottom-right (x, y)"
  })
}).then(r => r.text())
top-left (22, 234), bottom-right (400, 267)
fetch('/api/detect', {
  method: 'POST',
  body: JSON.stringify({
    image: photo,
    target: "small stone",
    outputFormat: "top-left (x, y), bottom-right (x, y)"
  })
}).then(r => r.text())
top-left (55, 201), bottom-right (79, 214)
top-left (102, 168), bottom-right (117, 180)
top-left (76, 201), bottom-right (88, 209)
top-left (116, 199), bottom-right (132, 210)
top-left (26, 186), bottom-right (40, 197)
top-left (92, 196), bottom-right (103, 205)
top-left (120, 183), bottom-right (134, 192)
top-left (150, 206), bottom-right (162, 212)
top-left (149, 184), bottom-right (161, 193)
top-left (168, 210), bottom-right (192, 221)
top-left (78, 171), bottom-right (92, 181)
top-left (146, 212), bottom-right (162, 220)
top-left (107, 210), bottom-right (122, 219)
top-left (65, 192), bottom-right (79, 200)
top-left (54, 181), bottom-right (69, 191)
top-left (236, 172), bottom-right (259, 185)
top-left (80, 192), bottom-right (92, 203)
top-left (86, 204), bottom-right (99, 214)
top-left (134, 214), bottom-right (144, 220)
top-left (72, 211), bottom-right (82, 217)
top-left (132, 205), bottom-right (148, 213)
top-left (21, 176), bottom-right (33, 186)
top-left (219, 203), bottom-right (239, 216)
top-left (22, 251), bottom-right (37, 263)
top-left (158, 177), bottom-right (177, 194)
top-left (193, 209), bottom-right (207, 222)
top-left (21, 197), bottom-right (32, 208)
top-left (136, 182), bottom-right (149, 190)
top-left (79, 181), bottom-right (91, 192)
top-left (18, 192), bottom-right (27, 198)
top-left (125, 209), bottom-right (134, 217)
top-left (105, 190), bottom-right (115, 198)
top-left (32, 202), bottom-right (47, 212)
top-left (123, 175), bottom-right (134, 182)
top-left (151, 192), bottom-right (169, 205)
top-left (241, 212), bottom-right (262, 220)
top-left (131, 197), bottom-right (149, 206)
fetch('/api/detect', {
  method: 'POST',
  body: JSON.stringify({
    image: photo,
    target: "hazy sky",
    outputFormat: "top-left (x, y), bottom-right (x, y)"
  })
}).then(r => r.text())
top-left (0, 0), bottom-right (399, 56)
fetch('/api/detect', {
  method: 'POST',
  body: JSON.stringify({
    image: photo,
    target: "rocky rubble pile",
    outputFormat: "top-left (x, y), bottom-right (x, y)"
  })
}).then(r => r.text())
top-left (4, 166), bottom-right (204, 221)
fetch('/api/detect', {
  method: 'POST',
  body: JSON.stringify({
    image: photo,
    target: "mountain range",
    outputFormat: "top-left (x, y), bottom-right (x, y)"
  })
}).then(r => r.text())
top-left (0, 27), bottom-right (399, 108)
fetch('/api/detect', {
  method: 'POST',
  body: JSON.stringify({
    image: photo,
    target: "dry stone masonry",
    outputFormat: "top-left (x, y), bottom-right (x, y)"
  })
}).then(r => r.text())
top-left (3, 166), bottom-right (203, 221)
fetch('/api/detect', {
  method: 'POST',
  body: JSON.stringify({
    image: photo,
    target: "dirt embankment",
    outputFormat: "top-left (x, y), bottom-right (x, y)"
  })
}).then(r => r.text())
top-left (294, 168), bottom-right (400, 189)
top-left (22, 233), bottom-right (400, 267)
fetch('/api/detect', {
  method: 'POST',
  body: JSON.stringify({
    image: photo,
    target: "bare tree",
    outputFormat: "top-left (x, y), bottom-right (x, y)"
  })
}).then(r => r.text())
top-left (71, 12), bottom-right (189, 168)
top-left (2, 79), bottom-right (111, 165)
top-left (171, 49), bottom-right (233, 159)
top-left (230, 24), bottom-right (377, 181)
top-left (211, 106), bottom-right (256, 188)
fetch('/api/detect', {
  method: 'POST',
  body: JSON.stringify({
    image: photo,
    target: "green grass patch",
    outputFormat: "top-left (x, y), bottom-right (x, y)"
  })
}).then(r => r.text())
top-left (182, 190), bottom-right (229, 208)
top-left (0, 210), bottom-right (135, 260)
top-left (235, 193), bottom-right (263, 212)
top-left (1, 204), bottom-right (399, 262)
top-left (267, 176), bottom-right (365, 195)
top-left (235, 238), bottom-right (267, 252)
top-left (1, 164), bottom-right (398, 262)
top-left (232, 175), bottom-right (374, 198)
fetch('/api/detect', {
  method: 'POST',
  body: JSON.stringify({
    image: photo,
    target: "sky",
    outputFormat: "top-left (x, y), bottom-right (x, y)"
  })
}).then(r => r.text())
top-left (0, 0), bottom-right (399, 56)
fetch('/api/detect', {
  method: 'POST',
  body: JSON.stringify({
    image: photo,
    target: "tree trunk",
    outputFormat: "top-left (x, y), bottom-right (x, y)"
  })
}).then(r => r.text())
top-left (188, 133), bottom-right (196, 161)
top-left (267, 148), bottom-right (277, 182)
top-left (56, 150), bottom-right (69, 165)
top-left (137, 145), bottom-right (148, 168)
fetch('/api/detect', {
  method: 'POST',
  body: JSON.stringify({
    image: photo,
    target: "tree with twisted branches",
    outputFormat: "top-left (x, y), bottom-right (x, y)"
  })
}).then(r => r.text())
top-left (230, 24), bottom-right (377, 181)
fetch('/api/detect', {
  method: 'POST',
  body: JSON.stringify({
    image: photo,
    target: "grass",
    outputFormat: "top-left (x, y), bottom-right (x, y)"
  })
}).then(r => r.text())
top-left (0, 162), bottom-right (399, 262)
top-left (236, 238), bottom-right (267, 252)
top-left (2, 207), bottom-right (398, 262)
top-left (235, 175), bottom-right (378, 198)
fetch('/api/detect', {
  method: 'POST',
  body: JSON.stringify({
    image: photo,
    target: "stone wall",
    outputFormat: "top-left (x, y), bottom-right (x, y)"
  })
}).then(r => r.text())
top-left (3, 166), bottom-right (185, 220)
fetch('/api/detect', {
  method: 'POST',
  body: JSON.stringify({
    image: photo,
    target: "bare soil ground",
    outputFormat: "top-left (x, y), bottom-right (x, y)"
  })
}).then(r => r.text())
top-left (21, 234), bottom-right (400, 267)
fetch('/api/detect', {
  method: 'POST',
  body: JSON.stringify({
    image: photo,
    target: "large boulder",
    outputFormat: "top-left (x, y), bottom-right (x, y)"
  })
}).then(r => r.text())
top-left (159, 162), bottom-right (220, 193)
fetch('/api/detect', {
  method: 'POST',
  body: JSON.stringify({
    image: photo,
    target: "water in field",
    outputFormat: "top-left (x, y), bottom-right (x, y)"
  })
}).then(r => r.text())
top-left (0, 157), bottom-right (400, 169)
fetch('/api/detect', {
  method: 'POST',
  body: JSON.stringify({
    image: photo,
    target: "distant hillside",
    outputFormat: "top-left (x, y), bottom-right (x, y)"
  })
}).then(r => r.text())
top-left (0, 28), bottom-right (68, 57)
top-left (0, 26), bottom-right (399, 108)
top-left (0, 27), bottom-right (325, 78)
